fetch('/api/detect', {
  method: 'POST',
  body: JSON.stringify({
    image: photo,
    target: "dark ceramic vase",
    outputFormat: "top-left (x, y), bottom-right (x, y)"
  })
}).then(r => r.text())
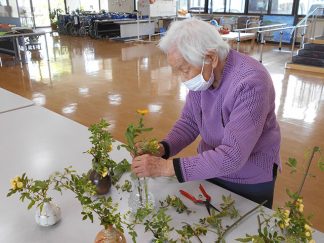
top-left (89, 170), bottom-right (112, 195)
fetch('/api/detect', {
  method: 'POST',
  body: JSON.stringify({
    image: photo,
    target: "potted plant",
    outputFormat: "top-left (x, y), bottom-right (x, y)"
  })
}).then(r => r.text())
top-left (85, 119), bottom-right (116, 195)
top-left (49, 8), bottom-right (63, 31)
top-left (7, 173), bottom-right (61, 226)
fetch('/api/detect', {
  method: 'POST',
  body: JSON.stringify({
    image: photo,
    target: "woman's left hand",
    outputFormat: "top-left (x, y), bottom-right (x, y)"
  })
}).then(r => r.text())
top-left (131, 154), bottom-right (175, 178)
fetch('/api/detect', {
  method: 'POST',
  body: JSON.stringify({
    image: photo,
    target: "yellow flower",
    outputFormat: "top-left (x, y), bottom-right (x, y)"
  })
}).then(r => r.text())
top-left (101, 168), bottom-right (108, 178)
top-left (305, 231), bottom-right (311, 237)
top-left (136, 109), bottom-right (149, 116)
top-left (279, 223), bottom-right (284, 229)
top-left (14, 176), bottom-right (20, 182)
top-left (305, 224), bottom-right (312, 231)
top-left (284, 209), bottom-right (290, 217)
top-left (309, 239), bottom-right (316, 243)
top-left (299, 204), bottom-right (304, 213)
top-left (297, 198), bottom-right (303, 204)
top-left (16, 181), bottom-right (23, 189)
top-left (10, 180), bottom-right (17, 190)
top-left (107, 144), bottom-right (112, 152)
top-left (149, 140), bottom-right (159, 149)
top-left (284, 218), bottom-right (290, 227)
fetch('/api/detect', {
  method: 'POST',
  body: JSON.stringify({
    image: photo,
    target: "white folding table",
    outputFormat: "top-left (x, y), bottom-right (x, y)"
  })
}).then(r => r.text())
top-left (0, 105), bottom-right (323, 242)
top-left (0, 88), bottom-right (34, 113)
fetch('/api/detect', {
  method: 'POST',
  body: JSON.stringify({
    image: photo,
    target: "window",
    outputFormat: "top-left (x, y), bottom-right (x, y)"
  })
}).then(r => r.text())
top-left (49, 0), bottom-right (65, 12)
top-left (66, 0), bottom-right (81, 13)
top-left (270, 0), bottom-right (294, 14)
top-left (189, 0), bottom-right (206, 13)
top-left (178, 0), bottom-right (189, 10)
top-left (226, 0), bottom-right (245, 13)
top-left (99, 0), bottom-right (109, 11)
top-left (32, 0), bottom-right (51, 26)
top-left (298, 0), bottom-right (324, 15)
top-left (80, 0), bottom-right (99, 12)
top-left (211, 0), bottom-right (226, 13)
top-left (248, 0), bottom-right (269, 13)
top-left (0, 0), bottom-right (19, 17)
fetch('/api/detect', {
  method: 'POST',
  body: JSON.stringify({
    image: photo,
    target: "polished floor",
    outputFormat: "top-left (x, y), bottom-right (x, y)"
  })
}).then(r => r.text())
top-left (1, 35), bottom-right (324, 231)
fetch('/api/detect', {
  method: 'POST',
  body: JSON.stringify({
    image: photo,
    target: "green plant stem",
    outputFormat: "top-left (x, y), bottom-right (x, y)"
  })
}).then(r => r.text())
top-left (182, 222), bottom-right (203, 243)
top-left (146, 223), bottom-right (159, 238)
top-left (217, 200), bottom-right (267, 242)
top-left (296, 146), bottom-right (317, 198)
top-left (144, 177), bottom-right (148, 207)
top-left (137, 178), bottom-right (143, 206)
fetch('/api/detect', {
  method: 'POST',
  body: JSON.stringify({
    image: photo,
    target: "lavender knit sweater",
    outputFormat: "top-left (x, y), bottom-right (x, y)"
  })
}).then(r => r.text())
top-left (163, 50), bottom-right (281, 184)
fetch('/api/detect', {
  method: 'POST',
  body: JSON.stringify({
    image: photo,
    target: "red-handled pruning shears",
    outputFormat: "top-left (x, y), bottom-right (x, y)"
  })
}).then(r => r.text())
top-left (179, 184), bottom-right (220, 215)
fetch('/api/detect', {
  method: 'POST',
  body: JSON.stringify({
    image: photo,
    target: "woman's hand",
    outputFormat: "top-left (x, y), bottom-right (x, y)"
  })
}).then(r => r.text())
top-left (131, 154), bottom-right (174, 178)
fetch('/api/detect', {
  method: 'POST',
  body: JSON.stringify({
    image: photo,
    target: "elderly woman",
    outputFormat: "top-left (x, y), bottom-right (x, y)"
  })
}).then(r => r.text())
top-left (131, 18), bottom-right (281, 208)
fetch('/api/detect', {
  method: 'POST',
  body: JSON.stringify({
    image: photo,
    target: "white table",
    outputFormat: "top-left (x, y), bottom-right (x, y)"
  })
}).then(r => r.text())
top-left (0, 106), bottom-right (323, 242)
top-left (0, 30), bottom-right (50, 64)
top-left (0, 88), bottom-right (34, 113)
top-left (221, 32), bottom-right (256, 51)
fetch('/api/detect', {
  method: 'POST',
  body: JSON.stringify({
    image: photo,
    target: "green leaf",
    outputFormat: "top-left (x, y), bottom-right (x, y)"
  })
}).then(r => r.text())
top-left (7, 190), bottom-right (15, 197)
top-left (89, 213), bottom-right (94, 222)
top-left (236, 236), bottom-right (253, 242)
top-left (313, 146), bottom-right (320, 152)
top-left (318, 161), bottom-right (324, 171)
top-left (27, 200), bottom-right (35, 210)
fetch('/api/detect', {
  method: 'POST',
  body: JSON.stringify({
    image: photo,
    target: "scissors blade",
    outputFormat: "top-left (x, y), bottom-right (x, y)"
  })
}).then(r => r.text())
top-left (208, 201), bottom-right (220, 212)
top-left (206, 203), bottom-right (211, 215)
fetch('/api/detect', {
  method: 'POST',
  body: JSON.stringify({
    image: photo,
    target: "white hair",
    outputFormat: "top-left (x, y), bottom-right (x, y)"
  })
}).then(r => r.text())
top-left (159, 18), bottom-right (230, 67)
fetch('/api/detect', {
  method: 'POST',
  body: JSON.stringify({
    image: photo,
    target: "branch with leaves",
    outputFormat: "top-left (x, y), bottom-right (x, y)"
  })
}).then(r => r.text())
top-left (85, 119), bottom-right (130, 185)
top-left (160, 195), bottom-right (192, 215)
top-left (118, 110), bottom-right (159, 206)
top-left (7, 173), bottom-right (53, 213)
top-left (237, 146), bottom-right (324, 243)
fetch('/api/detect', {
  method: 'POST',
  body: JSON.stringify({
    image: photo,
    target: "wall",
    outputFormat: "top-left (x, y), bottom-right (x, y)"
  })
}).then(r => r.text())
top-left (108, 0), bottom-right (134, 13)
top-left (296, 17), bottom-right (324, 39)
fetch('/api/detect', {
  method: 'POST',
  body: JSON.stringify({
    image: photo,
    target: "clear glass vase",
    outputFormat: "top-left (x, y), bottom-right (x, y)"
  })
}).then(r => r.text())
top-left (128, 177), bottom-right (155, 214)
top-left (35, 202), bottom-right (61, 226)
top-left (94, 225), bottom-right (126, 243)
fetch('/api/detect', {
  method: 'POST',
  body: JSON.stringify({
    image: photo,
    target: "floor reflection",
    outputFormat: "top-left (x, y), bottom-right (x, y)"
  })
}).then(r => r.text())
top-left (276, 71), bottom-right (324, 126)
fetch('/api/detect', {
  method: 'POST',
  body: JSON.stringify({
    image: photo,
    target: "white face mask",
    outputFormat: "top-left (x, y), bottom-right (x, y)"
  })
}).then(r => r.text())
top-left (183, 60), bottom-right (214, 91)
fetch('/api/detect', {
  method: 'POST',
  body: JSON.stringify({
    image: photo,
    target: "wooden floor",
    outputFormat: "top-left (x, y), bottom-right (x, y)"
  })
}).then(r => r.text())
top-left (1, 35), bottom-right (324, 231)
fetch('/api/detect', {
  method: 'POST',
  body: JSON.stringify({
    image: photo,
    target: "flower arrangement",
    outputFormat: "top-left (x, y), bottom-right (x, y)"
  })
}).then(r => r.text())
top-left (85, 119), bottom-right (130, 194)
top-left (52, 170), bottom-right (132, 242)
top-left (86, 119), bottom-right (116, 178)
top-left (118, 109), bottom-right (159, 209)
top-left (119, 109), bottom-right (160, 156)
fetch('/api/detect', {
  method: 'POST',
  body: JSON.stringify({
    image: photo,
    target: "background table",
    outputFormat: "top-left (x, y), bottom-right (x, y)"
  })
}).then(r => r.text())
top-left (0, 105), bottom-right (323, 242)
top-left (221, 32), bottom-right (256, 51)
top-left (0, 88), bottom-right (34, 113)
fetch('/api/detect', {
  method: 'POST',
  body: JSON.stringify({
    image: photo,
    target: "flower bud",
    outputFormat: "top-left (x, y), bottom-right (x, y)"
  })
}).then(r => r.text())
top-left (16, 181), bottom-right (23, 189)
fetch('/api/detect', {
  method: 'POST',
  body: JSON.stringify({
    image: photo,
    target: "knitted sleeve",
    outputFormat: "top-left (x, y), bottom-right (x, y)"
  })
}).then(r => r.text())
top-left (162, 92), bottom-right (200, 158)
top-left (174, 72), bottom-right (271, 182)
